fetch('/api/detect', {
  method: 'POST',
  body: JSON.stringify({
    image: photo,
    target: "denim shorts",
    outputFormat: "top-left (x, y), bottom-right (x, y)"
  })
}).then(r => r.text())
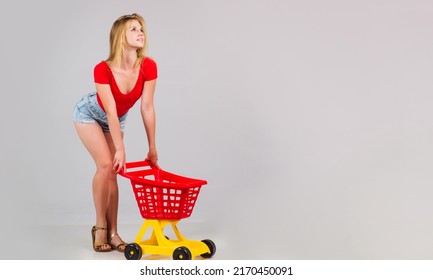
top-left (73, 92), bottom-right (127, 132)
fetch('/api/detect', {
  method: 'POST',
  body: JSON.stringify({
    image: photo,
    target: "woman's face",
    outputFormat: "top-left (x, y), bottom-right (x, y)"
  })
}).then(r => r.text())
top-left (125, 19), bottom-right (144, 49)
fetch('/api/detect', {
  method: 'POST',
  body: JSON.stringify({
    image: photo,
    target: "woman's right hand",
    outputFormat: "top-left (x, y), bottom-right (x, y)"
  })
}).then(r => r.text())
top-left (113, 148), bottom-right (126, 173)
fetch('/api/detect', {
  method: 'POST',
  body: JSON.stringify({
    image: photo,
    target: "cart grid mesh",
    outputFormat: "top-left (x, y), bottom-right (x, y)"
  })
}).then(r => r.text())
top-left (131, 179), bottom-right (202, 220)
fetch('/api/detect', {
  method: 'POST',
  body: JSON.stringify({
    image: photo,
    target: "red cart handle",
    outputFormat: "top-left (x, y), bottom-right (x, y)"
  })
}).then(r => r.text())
top-left (120, 160), bottom-right (156, 175)
top-left (123, 159), bottom-right (156, 170)
top-left (119, 159), bottom-right (207, 188)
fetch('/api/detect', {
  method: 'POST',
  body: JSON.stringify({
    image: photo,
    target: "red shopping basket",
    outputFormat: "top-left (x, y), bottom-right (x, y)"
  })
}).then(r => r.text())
top-left (120, 160), bottom-right (207, 220)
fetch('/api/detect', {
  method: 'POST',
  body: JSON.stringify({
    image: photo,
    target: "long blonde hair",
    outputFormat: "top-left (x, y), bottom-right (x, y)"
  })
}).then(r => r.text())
top-left (106, 13), bottom-right (148, 68)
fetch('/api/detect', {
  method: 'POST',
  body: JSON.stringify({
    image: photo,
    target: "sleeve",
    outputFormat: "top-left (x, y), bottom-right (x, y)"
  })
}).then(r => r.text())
top-left (94, 62), bottom-right (110, 84)
top-left (142, 57), bottom-right (158, 81)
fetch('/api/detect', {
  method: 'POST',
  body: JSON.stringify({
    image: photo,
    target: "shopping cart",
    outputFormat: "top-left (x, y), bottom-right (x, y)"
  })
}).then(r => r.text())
top-left (120, 160), bottom-right (216, 260)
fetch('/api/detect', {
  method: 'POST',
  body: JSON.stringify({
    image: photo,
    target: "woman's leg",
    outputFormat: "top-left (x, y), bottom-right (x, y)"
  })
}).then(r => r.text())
top-left (74, 122), bottom-right (113, 251)
top-left (103, 132), bottom-right (127, 250)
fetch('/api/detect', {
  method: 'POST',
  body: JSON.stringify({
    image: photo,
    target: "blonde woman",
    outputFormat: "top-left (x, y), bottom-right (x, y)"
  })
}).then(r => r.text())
top-left (73, 13), bottom-right (159, 252)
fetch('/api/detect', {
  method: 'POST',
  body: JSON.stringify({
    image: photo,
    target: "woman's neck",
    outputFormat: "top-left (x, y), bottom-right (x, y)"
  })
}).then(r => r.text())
top-left (119, 50), bottom-right (138, 71)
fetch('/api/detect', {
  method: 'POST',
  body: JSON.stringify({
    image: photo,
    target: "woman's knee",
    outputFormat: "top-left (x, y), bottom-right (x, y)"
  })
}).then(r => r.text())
top-left (108, 170), bottom-right (118, 182)
top-left (96, 160), bottom-right (113, 176)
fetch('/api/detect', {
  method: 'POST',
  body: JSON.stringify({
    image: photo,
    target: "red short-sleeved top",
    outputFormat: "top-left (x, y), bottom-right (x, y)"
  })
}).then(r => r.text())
top-left (94, 57), bottom-right (157, 116)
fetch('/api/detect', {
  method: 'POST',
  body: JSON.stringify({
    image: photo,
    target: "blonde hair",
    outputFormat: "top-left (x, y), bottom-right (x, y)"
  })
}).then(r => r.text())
top-left (106, 13), bottom-right (148, 68)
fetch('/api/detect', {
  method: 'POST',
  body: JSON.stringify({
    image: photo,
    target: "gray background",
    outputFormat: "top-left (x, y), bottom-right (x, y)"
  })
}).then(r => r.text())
top-left (1, 0), bottom-right (433, 259)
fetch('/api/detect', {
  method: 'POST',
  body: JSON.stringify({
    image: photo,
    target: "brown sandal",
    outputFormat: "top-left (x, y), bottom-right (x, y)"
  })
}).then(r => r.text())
top-left (109, 233), bottom-right (127, 252)
top-left (91, 226), bottom-right (111, 252)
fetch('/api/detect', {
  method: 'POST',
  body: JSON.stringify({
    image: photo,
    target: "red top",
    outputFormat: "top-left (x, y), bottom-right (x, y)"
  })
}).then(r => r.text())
top-left (94, 57), bottom-right (158, 116)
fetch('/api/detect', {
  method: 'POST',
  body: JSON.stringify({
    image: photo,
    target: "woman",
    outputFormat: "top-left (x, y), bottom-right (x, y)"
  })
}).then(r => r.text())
top-left (73, 13), bottom-right (159, 252)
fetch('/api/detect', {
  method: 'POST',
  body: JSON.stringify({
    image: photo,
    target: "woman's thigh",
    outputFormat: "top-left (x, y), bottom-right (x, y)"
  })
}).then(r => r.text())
top-left (74, 122), bottom-right (112, 168)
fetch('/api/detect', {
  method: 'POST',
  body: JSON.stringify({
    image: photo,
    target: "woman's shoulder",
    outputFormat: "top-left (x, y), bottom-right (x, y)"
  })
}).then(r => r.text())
top-left (141, 56), bottom-right (157, 68)
top-left (94, 61), bottom-right (111, 83)
top-left (95, 60), bottom-right (110, 71)
top-left (141, 57), bottom-right (158, 80)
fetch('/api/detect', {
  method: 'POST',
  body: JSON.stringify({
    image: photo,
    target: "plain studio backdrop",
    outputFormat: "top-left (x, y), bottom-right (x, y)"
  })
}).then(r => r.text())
top-left (1, 0), bottom-right (433, 259)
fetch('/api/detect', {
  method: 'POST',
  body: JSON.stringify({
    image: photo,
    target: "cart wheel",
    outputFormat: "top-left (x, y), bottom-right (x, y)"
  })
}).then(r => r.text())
top-left (200, 239), bottom-right (216, 258)
top-left (173, 246), bottom-right (192, 260)
top-left (124, 243), bottom-right (142, 260)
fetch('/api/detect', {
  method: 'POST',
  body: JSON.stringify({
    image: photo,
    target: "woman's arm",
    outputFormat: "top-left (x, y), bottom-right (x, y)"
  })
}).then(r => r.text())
top-left (140, 79), bottom-right (158, 167)
top-left (96, 83), bottom-right (125, 173)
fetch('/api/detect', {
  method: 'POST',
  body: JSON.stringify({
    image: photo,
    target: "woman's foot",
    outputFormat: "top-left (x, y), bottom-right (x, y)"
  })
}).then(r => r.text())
top-left (91, 226), bottom-right (111, 252)
top-left (109, 233), bottom-right (127, 252)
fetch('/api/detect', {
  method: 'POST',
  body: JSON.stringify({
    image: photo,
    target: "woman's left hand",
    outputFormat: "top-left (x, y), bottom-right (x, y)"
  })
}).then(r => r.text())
top-left (146, 148), bottom-right (160, 169)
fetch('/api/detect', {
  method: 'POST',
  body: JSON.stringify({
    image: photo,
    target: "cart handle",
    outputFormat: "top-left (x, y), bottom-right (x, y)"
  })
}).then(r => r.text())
top-left (119, 160), bottom-right (207, 188)
top-left (123, 159), bottom-right (157, 170)
top-left (119, 159), bottom-right (161, 182)
top-left (120, 160), bottom-right (158, 176)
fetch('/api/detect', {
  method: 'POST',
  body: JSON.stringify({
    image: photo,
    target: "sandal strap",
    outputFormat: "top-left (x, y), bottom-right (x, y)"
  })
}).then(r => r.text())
top-left (94, 226), bottom-right (107, 230)
top-left (109, 232), bottom-right (120, 241)
top-left (115, 243), bottom-right (127, 249)
top-left (94, 226), bottom-right (107, 231)
top-left (109, 233), bottom-right (126, 248)
top-left (94, 242), bottom-right (110, 247)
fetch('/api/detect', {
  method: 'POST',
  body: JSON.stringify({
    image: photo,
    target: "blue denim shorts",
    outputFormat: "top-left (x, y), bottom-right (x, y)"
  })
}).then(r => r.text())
top-left (73, 92), bottom-right (127, 132)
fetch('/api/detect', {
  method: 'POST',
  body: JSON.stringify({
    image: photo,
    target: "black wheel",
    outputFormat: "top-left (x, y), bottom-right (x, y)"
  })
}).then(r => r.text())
top-left (173, 246), bottom-right (192, 260)
top-left (124, 243), bottom-right (142, 260)
top-left (200, 239), bottom-right (216, 258)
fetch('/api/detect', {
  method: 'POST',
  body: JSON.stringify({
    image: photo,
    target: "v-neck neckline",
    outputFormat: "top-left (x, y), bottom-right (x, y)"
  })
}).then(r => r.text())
top-left (104, 61), bottom-right (140, 95)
